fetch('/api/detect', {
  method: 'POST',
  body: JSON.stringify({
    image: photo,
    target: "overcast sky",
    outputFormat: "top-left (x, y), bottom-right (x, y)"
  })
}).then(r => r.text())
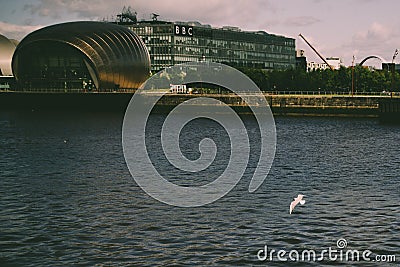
top-left (1, 0), bottom-right (399, 67)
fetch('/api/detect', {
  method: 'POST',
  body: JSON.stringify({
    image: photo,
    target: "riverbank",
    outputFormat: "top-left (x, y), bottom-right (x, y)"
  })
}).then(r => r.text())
top-left (1, 91), bottom-right (398, 121)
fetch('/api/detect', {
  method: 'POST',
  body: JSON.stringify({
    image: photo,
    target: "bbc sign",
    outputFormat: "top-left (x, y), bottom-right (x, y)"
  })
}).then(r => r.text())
top-left (174, 25), bottom-right (193, 36)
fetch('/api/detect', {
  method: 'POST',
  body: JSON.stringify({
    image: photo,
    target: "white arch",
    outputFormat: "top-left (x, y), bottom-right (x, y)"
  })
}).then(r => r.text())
top-left (358, 55), bottom-right (388, 66)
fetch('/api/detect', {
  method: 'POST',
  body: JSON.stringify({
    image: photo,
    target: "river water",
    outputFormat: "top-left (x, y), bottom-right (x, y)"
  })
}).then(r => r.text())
top-left (0, 111), bottom-right (399, 266)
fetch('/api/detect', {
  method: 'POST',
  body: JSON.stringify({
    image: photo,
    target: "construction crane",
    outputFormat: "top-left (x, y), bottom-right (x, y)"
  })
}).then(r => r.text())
top-left (392, 49), bottom-right (398, 63)
top-left (298, 33), bottom-right (334, 71)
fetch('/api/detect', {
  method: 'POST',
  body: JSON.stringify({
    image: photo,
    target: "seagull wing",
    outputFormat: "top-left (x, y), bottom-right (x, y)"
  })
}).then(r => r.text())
top-left (289, 201), bottom-right (295, 214)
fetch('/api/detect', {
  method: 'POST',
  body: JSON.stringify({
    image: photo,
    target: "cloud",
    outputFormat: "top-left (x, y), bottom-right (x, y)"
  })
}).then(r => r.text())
top-left (331, 22), bottom-right (400, 65)
top-left (3, 0), bottom-right (283, 40)
top-left (0, 21), bottom-right (41, 40)
top-left (19, 0), bottom-right (281, 31)
top-left (284, 16), bottom-right (321, 27)
top-left (22, 0), bottom-right (122, 20)
top-left (350, 22), bottom-right (400, 55)
top-left (134, 0), bottom-right (283, 31)
top-left (352, 22), bottom-right (391, 46)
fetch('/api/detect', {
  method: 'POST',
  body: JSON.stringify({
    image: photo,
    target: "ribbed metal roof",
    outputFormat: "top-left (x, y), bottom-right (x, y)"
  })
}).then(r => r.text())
top-left (0, 34), bottom-right (18, 76)
top-left (12, 21), bottom-right (150, 89)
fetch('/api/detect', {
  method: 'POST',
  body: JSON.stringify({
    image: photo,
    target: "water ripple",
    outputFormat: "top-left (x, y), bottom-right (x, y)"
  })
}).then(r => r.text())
top-left (0, 113), bottom-right (399, 266)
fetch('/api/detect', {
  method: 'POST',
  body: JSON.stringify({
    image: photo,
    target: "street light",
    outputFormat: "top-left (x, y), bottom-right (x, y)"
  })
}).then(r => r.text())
top-left (351, 55), bottom-right (355, 96)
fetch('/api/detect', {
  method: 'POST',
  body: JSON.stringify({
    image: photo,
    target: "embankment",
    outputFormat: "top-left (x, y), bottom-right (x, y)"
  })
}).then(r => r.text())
top-left (1, 91), bottom-right (398, 121)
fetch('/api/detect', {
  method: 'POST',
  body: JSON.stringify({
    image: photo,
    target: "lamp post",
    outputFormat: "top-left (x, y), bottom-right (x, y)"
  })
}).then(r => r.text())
top-left (391, 49), bottom-right (398, 95)
top-left (351, 55), bottom-right (355, 97)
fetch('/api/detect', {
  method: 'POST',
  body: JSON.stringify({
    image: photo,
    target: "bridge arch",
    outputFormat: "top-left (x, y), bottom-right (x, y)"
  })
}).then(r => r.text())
top-left (358, 55), bottom-right (386, 66)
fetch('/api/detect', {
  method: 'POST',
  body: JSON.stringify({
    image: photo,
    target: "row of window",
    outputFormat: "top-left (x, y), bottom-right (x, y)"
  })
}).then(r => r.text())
top-left (174, 37), bottom-right (294, 53)
top-left (132, 30), bottom-right (294, 52)
top-left (152, 60), bottom-right (173, 65)
top-left (150, 61), bottom-right (293, 71)
top-left (148, 46), bottom-right (172, 54)
top-left (151, 52), bottom-right (294, 64)
top-left (153, 56), bottom-right (172, 60)
top-left (176, 36), bottom-right (291, 47)
top-left (129, 25), bottom-right (173, 35)
top-left (130, 24), bottom-right (295, 43)
top-left (151, 55), bottom-right (293, 65)
top-left (147, 41), bottom-right (293, 56)
top-left (173, 46), bottom-right (292, 61)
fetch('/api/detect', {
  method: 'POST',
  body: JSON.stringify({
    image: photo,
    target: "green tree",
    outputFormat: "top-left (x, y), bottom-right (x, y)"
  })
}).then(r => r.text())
top-left (237, 65), bottom-right (396, 93)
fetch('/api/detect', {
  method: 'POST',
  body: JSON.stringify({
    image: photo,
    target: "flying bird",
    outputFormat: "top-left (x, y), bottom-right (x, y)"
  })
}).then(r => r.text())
top-left (290, 194), bottom-right (305, 214)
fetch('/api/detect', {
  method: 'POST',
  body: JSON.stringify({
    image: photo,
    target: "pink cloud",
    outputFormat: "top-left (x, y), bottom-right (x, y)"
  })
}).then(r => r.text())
top-left (0, 21), bottom-right (41, 40)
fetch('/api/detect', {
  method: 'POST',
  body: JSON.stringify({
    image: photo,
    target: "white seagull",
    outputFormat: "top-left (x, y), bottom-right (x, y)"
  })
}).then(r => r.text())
top-left (290, 194), bottom-right (305, 214)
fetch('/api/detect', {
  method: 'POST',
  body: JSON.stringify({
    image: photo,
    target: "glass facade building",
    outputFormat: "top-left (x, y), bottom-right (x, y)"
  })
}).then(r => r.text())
top-left (122, 21), bottom-right (295, 73)
top-left (12, 21), bottom-right (150, 90)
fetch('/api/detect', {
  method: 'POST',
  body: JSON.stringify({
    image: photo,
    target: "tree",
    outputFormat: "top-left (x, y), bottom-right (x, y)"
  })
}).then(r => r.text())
top-left (237, 65), bottom-right (396, 93)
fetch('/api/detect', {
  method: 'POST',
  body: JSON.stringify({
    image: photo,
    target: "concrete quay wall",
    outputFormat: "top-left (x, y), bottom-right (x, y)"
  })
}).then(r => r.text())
top-left (0, 91), bottom-right (392, 118)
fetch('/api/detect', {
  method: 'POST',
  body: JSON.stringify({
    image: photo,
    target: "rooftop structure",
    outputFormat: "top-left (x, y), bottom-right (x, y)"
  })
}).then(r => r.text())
top-left (326, 57), bottom-right (343, 70)
top-left (307, 61), bottom-right (329, 72)
top-left (296, 49), bottom-right (307, 71)
top-left (306, 57), bottom-right (343, 72)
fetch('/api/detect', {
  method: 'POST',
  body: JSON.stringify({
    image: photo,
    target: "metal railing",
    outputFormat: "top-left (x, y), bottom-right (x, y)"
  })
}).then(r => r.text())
top-left (263, 91), bottom-right (400, 97)
top-left (1, 88), bottom-right (399, 97)
top-left (0, 88), bottom-right (137, 93)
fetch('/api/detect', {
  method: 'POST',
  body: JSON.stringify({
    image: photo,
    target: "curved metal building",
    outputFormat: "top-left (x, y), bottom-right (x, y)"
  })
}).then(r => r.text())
top-left (12, 21), bottom-right (150, 90)
top-left (0, 34), bottom-right (18, 76)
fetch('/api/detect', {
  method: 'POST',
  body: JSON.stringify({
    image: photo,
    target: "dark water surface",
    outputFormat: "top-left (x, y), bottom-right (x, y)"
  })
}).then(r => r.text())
top-left (0, 111), bottom-right (399, 266)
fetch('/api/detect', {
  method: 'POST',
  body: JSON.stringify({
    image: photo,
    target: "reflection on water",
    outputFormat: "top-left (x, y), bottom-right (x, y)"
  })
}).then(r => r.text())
top-left (0, 111), bottom-right (399, 266)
